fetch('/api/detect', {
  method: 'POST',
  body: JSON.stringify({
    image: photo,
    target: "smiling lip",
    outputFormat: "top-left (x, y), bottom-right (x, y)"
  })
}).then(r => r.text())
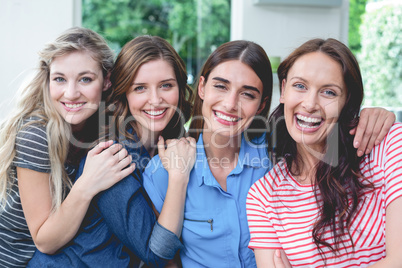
top-left (294, 113), bottom-right (324, 133)
top-left (143, 108), bottom-right (168, 119)
top-left (213, 110), bottom-right (241, 126)
top-left (62, 102), bottom-right (86, 111)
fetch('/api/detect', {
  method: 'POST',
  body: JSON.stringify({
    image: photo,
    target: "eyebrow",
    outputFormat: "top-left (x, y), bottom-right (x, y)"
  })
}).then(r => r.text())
top-left (132, 78), bottom-right (176, 85)
top-left (290, 76), bottom-right (343, 91)
top-left (50, 71), bottom-right (98, 77)
top-left (212, 76), bottom-right (261, 94)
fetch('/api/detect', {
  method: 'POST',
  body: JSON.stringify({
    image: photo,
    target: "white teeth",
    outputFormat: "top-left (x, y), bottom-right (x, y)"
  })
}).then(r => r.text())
top-left (296, 114), bottom-right (322, 123)
top-left (145, 109), bottom-right (166, 116)
top-left (65, 103), bottom-right (84, 109)
top-left (215, 111), bottom-right (239, 122)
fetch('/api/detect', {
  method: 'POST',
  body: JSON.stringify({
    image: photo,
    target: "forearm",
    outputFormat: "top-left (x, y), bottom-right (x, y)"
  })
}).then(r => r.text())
top-left (157, 172), bottom-right (188, 237)
top-left (96, 174), bottom-right (176, 266)
top-left (34, 181), bottom-right (92, 254)
top-left (368, 258), bottom-right (402, 268)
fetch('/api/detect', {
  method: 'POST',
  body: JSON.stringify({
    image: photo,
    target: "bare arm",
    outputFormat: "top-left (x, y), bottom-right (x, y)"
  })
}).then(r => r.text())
top-left (368, 196), bottom-right (402, 267)
top-left (157, 136), bottom-right (196, 237)
top-left (18, 141), bottom-right (135, 254)
top-left (254, 249), bottom-right (291, 268)
top-left (350, 107), bottom-right (395, 156)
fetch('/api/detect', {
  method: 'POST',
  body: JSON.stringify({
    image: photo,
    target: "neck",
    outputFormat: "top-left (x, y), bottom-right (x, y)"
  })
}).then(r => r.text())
top-left (138, 125), bottom-right (159, 158)
top-left (292, 144), bottom-right (322, 184)
top-left (202, 130), bottom-right (241, 163)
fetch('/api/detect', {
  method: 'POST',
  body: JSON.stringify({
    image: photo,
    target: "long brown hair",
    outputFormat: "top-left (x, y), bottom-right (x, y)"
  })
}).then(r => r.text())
top-left (268, 38), bottom-right (372, 260)
top-left (189, 40), bottom-right (273, 141)
top-left (105, 35), bottom-right (194, 144)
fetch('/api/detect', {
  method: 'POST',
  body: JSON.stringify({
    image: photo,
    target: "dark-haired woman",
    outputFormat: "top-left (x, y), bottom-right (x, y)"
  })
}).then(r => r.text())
top-left (247, 38), bottom-right (402, 267)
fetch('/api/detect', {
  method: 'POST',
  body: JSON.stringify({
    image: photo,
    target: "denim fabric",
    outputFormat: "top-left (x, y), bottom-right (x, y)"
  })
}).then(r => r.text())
top-left (28, 132), bottom-right (182, 267)
top-left (144, 133), bottom-right (272, 268)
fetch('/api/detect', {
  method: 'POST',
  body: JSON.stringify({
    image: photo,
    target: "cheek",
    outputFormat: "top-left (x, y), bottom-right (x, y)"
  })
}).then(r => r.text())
top-left (168, 89), bottom-right (180, 107)
top-left (126, 94), bottom-right (143, 112)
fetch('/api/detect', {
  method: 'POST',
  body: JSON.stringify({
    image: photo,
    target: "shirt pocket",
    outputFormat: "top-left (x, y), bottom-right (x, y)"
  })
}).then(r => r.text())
top-left (183, 211), bottom-right (221, 241)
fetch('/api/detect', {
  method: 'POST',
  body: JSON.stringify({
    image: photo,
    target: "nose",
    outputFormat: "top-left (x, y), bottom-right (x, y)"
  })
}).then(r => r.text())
top-left (223, 90), bottom-right (238, 111)
top-left (64, 82), bottom-right (80, 100)
top-left (148, 88), bottom-right (162, 106)
top-left (301, 91), bottom-right (319, 112)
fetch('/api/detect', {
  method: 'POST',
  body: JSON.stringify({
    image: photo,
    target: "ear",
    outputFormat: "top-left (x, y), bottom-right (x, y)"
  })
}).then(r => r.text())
top-left (257, 96), bottom-right (269, 115)
top-left (103, 73), bottom-right (111, 92)
top-left (279, 79), bottom-right (286, 104)
top-left (198, 76), bottom-right (206, 100)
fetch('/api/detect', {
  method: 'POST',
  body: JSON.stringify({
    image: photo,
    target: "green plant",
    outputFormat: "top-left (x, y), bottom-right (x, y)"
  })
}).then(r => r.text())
top-left (359, 3), bottom-right (402, 107)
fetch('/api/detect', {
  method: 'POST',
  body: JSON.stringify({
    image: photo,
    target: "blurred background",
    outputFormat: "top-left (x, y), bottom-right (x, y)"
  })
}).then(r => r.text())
top-left (1, 0), bottom-right (401, 120)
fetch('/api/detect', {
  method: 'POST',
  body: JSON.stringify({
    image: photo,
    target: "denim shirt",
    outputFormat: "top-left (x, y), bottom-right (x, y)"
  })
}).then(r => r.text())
top-left (28, 132), bottom-right (183, 267)
top-left (144, 133), bottom-right (272, 268)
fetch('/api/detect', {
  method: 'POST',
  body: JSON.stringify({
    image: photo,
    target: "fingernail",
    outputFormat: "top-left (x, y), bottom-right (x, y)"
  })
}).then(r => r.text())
top-left (357, 150), bottom-right (363, 157)
top-left (354, 141), bottom-right (359, 148)
top-left (365, 149), bottom-right (370, 155)
top-left (275, 250), bottom-right (281, 257)
top-left (375, 140), bottom-right (380, 146)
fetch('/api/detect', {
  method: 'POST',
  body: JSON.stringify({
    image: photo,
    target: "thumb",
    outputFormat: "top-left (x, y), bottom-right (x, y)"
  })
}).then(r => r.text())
top-left (273, 249), bottom-right (285, 268)
top-left (157, 136), bottom-right (165, 157)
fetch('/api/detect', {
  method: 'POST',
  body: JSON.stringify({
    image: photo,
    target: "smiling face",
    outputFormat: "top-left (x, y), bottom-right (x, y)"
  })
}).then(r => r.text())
top-left (280, 52), bottom-right (347, 153)
top-left (126, 59), bottom-right (179, 139)
top-left (198, 60), bottom-right (264, 138)
top-left (49, 51), bottom-right (107, 130)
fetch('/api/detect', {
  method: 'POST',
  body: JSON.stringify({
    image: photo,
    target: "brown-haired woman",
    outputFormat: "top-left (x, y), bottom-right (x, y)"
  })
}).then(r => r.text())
top-left (28, 35), bottom-right (195, 267)
top-left (247, 38), bottom-right (402, 267)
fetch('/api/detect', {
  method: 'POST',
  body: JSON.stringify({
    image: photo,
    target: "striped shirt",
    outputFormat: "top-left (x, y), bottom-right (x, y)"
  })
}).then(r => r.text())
top-left (0, 119), bottom-right (75, 267)
top-left (246, 123), bottom-right (402, 267)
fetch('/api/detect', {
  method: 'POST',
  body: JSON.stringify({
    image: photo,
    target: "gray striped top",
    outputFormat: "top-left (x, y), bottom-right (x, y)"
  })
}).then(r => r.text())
top-left (0, 119), bottom-right (76, 267)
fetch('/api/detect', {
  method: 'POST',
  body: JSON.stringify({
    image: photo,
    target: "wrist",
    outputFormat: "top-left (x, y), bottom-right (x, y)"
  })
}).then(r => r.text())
top-left (72, 176), bottom-right (96, 201)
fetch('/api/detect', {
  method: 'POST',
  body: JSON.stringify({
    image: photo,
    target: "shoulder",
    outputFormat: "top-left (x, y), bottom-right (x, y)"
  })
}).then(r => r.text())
top-left (16, 118), bottom-right (48, 145)
top-left (367, 123), bottom-right (402, 162)
top-left (249, 161), bottom-right (288, 196)
top-left (16, 118), bottom-right (48, 151)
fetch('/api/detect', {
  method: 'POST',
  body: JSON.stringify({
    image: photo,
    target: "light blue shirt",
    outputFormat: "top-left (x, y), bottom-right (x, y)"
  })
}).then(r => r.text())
top-left (143, 133), bottom-right (272, 268)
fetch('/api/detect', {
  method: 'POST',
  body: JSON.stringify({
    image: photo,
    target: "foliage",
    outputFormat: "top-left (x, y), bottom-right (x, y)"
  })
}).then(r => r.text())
top-left (359, 3), bottom-right (402, 107)
top-left (82, 0), bottom-right (230, 79)
top-left (348, 0), bottom-right (367, 55)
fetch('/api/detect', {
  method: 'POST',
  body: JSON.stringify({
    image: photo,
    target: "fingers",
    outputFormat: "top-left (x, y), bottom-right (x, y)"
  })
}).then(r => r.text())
top-left (353, 111), bottom-right (370, 156)
top-left (377, 112), bottom-right (395, 145)
top-left (186, 137), bottom-right (197, 147)
top-left (88, 140), bottom-right (114, 156)
top-left (273, 249), bottom-right (286, 268)
top-left (354, 108), bottom-right (396, 156)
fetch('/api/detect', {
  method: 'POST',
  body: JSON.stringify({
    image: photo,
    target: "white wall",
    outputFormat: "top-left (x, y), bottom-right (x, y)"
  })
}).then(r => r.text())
top-left (0, 0), bottom-right (81, 120)
top-left (231, 0), bottom-right (349, 111)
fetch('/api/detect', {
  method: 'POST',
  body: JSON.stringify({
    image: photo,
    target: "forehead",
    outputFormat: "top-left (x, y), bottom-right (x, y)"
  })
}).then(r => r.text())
top-left (288, 52), bottom-right (344, 86)
top-left (135, 59), bottom-right (175, 78)
top-left (50, 51), bottom-right (101, 73)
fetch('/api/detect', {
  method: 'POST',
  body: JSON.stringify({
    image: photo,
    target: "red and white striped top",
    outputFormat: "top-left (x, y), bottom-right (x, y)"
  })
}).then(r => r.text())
top-left (247, 123), bottom-right (402, 267)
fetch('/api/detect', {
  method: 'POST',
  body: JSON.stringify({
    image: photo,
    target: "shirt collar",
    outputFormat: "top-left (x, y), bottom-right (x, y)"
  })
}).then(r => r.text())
top-left (194, 133), bottom-right (268, 186)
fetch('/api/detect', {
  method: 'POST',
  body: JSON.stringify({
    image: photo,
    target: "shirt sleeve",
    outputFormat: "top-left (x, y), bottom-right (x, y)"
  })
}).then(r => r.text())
top-left (142, 155), bottom-right (170, 213)
top-left (14, 123), bottom-right (51, 173)
top-left (246, 177), bottom-right (282, 249)
top-left (76, 155), bottom-right (182, 265)
top-left (380, 123), bottom-right (402, 208)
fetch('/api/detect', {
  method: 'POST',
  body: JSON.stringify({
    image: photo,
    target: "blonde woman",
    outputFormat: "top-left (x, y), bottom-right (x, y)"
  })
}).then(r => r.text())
top-left (0, 27), bottom-right (134, 267)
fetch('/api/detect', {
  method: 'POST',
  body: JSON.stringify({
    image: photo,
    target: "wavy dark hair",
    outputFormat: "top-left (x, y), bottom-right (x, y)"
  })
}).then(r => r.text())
top-left (268, 38), bottom-right (372, 260)
top-left (104, 35), bottom-right (194, 145)
top-left (189, 40), bottom-right (273, 141)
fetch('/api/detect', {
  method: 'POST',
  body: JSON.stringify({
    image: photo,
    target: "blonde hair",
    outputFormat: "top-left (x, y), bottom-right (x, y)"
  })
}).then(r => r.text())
top-left (0, 27), bottom-right (114, 212)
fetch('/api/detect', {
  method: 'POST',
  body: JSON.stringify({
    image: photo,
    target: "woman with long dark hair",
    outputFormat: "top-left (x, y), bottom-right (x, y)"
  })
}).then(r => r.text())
top-left (247, 38), bottom-right (402, 267)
